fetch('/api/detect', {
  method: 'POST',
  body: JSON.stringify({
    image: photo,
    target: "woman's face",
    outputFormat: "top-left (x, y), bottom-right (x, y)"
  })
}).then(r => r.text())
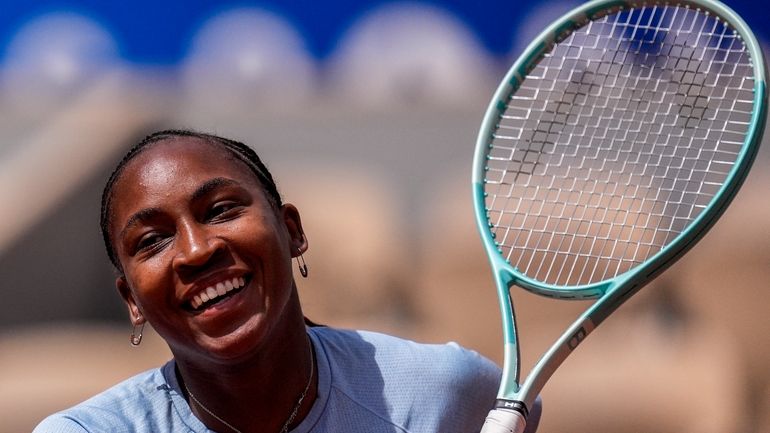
top-left (109, 137), bottom-right (306, 363)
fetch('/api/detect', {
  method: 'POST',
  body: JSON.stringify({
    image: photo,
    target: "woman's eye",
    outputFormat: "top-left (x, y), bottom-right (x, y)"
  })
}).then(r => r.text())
top-left (207, 202), bottom-right (241, 221)
top-left (136, 233), bottom-right (167, 252)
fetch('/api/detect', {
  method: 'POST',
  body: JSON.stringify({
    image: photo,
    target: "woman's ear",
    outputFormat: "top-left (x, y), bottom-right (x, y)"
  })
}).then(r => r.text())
top-left (281, 203), bottom-right (308, 257)
top-left (116, 276), bottom-right (145, 325)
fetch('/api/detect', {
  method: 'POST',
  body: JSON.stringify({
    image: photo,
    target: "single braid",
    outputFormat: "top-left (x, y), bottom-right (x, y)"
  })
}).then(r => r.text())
top-left (100, 129), bottom-right (283, 272)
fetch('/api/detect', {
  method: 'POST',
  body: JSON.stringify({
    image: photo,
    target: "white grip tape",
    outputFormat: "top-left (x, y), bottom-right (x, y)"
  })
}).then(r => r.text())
top-left (479, 408), bottom-right (527, 433)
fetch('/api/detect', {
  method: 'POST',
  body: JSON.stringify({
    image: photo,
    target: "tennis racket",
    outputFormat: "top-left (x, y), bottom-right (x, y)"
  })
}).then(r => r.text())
top-left (473, 1), bottom-right (767, 432)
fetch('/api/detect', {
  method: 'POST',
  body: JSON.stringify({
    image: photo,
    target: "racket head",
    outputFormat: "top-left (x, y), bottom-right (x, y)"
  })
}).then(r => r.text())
top-left (473, 0), bottom-right (767, 302)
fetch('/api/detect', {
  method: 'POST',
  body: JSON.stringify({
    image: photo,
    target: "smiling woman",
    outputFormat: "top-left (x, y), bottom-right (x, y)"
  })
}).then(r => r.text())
top-left (31, 129), bottom-right (535, 433)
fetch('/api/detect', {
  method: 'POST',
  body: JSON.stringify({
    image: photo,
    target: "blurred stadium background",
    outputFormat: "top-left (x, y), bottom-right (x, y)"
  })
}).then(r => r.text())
top-left (0, 1), bottom-right (768, 432)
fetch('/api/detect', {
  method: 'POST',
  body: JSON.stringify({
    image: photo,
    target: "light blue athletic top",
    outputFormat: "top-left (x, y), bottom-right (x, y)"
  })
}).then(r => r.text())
top-left (33, 327), bottom-right (501, 432)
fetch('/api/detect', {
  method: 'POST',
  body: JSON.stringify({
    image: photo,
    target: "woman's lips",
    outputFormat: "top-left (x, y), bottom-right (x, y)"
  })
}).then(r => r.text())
top-left (186, 276), bottom-right (247, 311)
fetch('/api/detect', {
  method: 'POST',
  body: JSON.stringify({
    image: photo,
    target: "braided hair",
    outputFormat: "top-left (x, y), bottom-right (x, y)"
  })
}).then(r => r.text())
top-left (100, 129), bottom-right (282, 272)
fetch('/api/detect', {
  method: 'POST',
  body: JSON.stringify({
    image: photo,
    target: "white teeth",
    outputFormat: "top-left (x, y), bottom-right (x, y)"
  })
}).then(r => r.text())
top-left (189, 276), bottom-right (247, 310)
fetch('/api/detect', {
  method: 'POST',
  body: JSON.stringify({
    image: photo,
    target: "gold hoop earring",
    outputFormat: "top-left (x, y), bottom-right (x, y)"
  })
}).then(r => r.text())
top-left (296, 250), bottom-right (308, 278)
top-left (130, 322), bottom-right (145, 346)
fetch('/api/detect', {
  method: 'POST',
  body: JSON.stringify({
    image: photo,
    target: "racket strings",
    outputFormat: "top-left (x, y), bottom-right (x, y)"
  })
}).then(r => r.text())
top-left (484, 2), bottom-right (755, 287)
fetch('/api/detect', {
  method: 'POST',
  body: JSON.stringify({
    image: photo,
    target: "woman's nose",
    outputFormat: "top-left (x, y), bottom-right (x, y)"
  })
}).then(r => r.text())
top-left (172, 221), bottom-right (226, 271)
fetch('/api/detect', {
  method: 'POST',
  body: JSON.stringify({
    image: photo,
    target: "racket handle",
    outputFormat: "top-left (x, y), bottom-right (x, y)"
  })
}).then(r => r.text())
top-left (479, 408), bottom-right (527, 433)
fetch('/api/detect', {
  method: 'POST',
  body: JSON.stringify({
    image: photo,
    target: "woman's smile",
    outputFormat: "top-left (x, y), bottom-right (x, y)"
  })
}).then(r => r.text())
top-left (186, 275), bottom-right (248, 312)
top-left (183, 274), bottom-right (257, 330)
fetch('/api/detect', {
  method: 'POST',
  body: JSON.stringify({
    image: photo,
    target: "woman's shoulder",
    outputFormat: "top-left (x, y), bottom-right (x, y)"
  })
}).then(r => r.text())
top-left (32, 363), bottom-right (178, 433)
top-left (308, 326), bottom-right (500, 432)
top-left (314, 326), bottom-right (497, 365)
top-left (310, 326), bottom-right (500, 393)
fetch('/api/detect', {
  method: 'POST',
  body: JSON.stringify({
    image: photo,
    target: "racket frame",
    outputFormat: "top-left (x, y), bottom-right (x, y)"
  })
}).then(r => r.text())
top-left (472, 0), bottom-right (767, 413)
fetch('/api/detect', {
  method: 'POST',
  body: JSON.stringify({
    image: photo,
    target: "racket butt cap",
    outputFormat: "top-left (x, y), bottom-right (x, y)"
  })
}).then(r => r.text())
top-left (480, 408), bottom-right (527, 433)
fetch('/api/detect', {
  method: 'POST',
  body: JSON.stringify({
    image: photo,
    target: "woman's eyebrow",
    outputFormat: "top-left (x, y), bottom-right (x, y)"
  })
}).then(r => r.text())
top-left (190, 177), bottom-right (242, 202)
top-left (119, 207), bottom-right (162, 239)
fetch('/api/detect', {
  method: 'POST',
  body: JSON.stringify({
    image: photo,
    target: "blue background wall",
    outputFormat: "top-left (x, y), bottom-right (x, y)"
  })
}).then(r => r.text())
top-left (0, 0), bottom-right (766, 64)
